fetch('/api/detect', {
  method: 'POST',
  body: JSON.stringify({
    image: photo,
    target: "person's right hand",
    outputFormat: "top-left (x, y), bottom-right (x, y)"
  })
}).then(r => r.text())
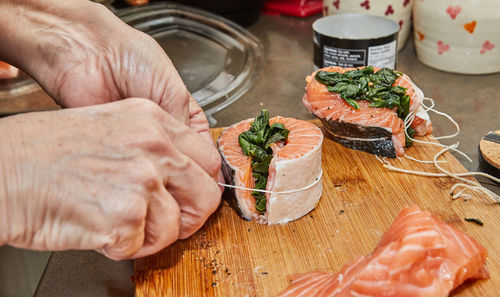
top-left (0, 99), bottom-right (221, 260)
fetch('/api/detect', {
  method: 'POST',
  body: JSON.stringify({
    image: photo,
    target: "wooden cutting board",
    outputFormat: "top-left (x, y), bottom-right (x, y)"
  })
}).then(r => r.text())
top-left (134, 120), bottom-right (500, 297)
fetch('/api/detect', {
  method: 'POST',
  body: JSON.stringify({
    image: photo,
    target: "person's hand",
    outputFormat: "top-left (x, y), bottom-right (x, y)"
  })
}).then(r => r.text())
top-left (0, 0), bottom-right (211, 140)
top-left (1, 1), bottom-right (187, 119)
top-left (0, 99), bottom-right (221, 260)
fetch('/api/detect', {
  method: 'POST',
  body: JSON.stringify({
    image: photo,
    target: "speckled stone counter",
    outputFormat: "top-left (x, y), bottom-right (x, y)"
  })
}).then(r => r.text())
top-left (0, 13), bottom-right (497, 297)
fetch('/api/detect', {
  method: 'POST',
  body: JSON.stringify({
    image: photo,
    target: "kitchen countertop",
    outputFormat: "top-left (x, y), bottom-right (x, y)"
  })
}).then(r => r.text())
top-left (0, 13), bottom-right (497, 297)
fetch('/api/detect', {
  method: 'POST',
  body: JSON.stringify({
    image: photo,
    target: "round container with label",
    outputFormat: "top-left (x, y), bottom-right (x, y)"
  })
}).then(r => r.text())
top-left (313, 14), bottom-right (399, 69)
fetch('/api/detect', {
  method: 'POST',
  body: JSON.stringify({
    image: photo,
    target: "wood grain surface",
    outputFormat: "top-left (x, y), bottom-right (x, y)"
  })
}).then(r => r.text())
top-left (134, 120), bottom-right (500, 297)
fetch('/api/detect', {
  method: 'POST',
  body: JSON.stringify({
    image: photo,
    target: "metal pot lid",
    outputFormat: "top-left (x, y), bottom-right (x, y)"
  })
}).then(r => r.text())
top-left (116, 3), bottom-right (264, 126)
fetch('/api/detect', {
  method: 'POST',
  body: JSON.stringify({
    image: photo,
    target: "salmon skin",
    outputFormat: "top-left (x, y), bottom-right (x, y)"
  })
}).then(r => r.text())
top-left (303, 66), bottom-right (432, 158)
top-left (276, 205), bottom-right (489, 297)
top-left (217, 115), bottom-right (323, 225)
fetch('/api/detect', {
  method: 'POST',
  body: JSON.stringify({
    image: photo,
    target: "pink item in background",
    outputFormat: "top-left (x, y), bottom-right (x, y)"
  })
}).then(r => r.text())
top-left (413, 0), bottom-right (500, 74)
top-left (263, 0), bottom-right (322, 17)
top-left (437, 40), bottom-right (451, 55)
top-left (481, 41), bottom-right (495, 54)
top-left (445, 5), bottom-right (462, 20)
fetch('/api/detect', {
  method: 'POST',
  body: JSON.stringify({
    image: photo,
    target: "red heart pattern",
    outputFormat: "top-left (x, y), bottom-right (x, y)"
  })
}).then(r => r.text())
top-left (360, 0), bottom-right (370, 10)
top-left (403, 0), bottom-right (411, 7)
top-left (437, 41), bottom-right (450, 55)
top-left (385, 5), bottom-right (394, 16)
top-left (446, 5), bottom-right (461, 20)
top-left (480, 41), bottom-right (495, 54)
top-left (333, 0), bottom-right (340, 9)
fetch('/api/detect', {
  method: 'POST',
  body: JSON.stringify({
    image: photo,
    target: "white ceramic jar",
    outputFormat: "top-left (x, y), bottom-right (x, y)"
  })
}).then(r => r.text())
top-left (323, 0), bottom-right (413, 51)
top-left (413, 0), bottom-right (500, 74)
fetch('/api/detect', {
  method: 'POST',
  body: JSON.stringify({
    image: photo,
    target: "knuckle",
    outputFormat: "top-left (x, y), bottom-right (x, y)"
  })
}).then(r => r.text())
top-left (118, 194), bottom-right (148, 226)
top-left (101, 220), bottom-right (145, 260)
top-left (169, 153), bottom-right (191, 171)
top-left (117, 165), bottom-right (160, 223)
top-left (103, 237), bottom-right (143, 261)
top-left (121, 98), bottom-right (162, 118)
top-left (138, 99), bottom-right (163, 115)
top-left (136, 162), bottom-right (163, 192)
top-left (142, 176), bottom-right (162, 192)
top-left (145, 125), bottom-right (169, 145)
top-left (122, 97), bottom-right (148, 108)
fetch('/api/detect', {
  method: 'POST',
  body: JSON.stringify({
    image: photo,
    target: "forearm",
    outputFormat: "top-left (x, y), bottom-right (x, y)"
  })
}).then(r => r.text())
top-left (0, 116), bottom-right (25, 246)
top-left (1, 0), bottom-right (81, 65)
top-left (0, 0), bottom-right (116, 88)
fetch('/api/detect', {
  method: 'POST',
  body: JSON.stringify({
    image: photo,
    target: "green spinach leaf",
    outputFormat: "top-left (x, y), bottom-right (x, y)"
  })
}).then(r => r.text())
top-left (239, 110), bottom-right (290, 214)
top-left (315, 67), bottom-right (416, 146)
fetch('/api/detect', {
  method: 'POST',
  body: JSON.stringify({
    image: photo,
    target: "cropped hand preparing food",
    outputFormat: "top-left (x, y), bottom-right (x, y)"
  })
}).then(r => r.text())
top-left (0, 99), bottom-right (221, 260)
top-left (0, 0), bottom-right (222, 259)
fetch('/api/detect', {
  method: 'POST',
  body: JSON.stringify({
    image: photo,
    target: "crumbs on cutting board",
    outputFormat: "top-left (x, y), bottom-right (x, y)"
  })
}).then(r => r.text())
top-left (253, 266), bottom-right (269, 278)
top-left (334, 184), bottom-right (347, 192)
top-left (194, 230), bottom-right (212, 249)
top-left (191, 230), bottom-right (236, 289)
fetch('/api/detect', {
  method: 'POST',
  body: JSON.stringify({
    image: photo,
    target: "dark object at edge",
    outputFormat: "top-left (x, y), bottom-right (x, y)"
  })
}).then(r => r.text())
top-left (478, 146), bottom-right (500, 182)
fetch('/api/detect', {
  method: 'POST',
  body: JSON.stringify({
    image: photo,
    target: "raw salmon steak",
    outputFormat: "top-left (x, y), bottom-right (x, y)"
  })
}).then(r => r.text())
top-left (277, 205), bottom-right (489, 297)
top-left (303, 66), bottom-right (432, 158)
top-left (217, 116), bottom-right (323, 225)
top-left (0, 61), bottom-right (19, 79)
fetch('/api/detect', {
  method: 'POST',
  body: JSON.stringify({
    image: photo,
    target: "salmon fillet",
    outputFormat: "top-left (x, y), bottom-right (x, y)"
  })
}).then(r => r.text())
top-left (303, 66), bottom-right (432, 158)
top-left (217, 116), bottom-right (323, 225)
top-left (0, 61), bottom-right (19, 79)
top-left (276, 205), bottom-right (489, 296)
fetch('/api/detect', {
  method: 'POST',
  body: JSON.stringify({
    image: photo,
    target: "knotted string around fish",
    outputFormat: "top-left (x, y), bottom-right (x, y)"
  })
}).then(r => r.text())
top-left (217, 169), bottom-right (323, 194)
top-left (376, 89), bottom-right (500, 203)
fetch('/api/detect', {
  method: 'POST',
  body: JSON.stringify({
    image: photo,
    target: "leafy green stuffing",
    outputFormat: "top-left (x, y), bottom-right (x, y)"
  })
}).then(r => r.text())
top-left (239, 110), bottom-right (289, 213)
top-left (315, 66), bottom-right (415, 147)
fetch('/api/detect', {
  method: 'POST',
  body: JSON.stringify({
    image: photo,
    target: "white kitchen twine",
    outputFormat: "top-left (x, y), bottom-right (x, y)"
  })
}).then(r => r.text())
top-left (377, 95), bottom-right (500, 203)
top-left (218, 168), bottom-right (323, 194)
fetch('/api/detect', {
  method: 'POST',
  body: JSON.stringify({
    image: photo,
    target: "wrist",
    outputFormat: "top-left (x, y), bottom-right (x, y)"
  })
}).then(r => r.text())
top-left (0, 114), bottom-right (42, 246)
top-left (0, 0), bottom-right (114, 90)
